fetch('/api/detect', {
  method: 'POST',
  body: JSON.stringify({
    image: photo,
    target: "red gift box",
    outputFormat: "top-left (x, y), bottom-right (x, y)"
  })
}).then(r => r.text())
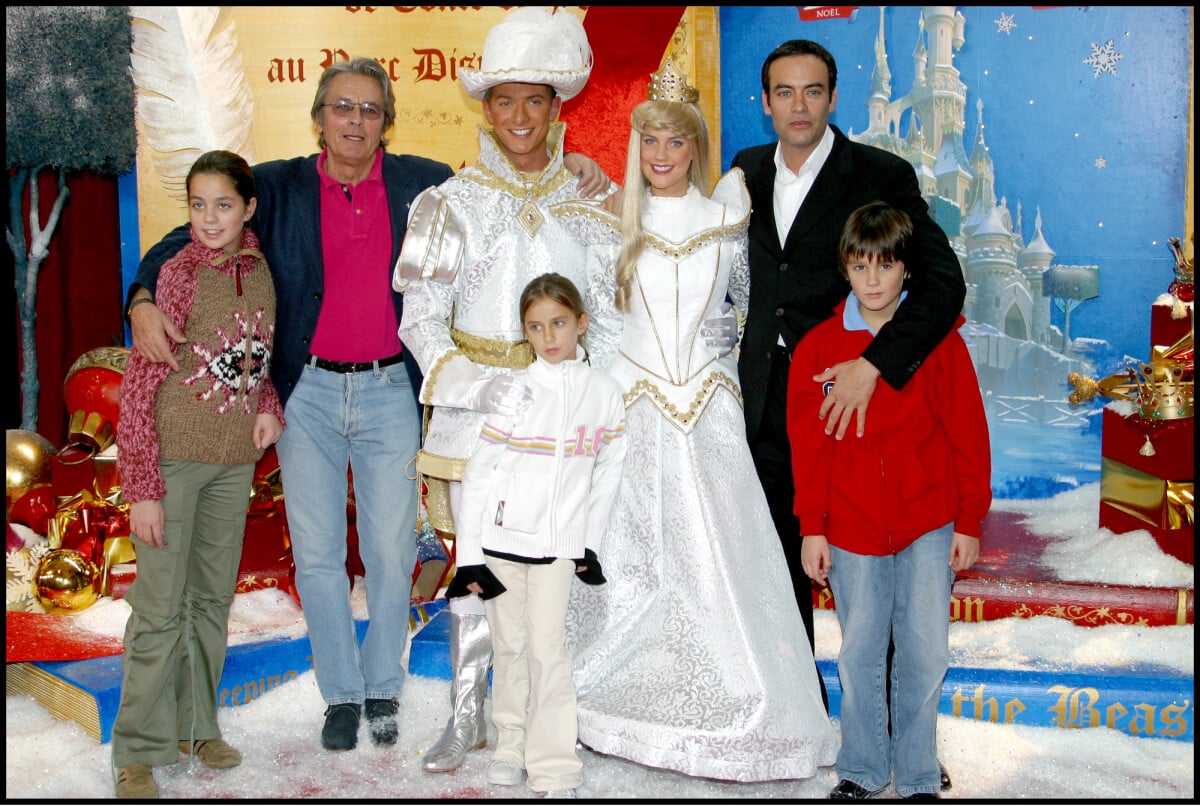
top-left (1100, 407), bottom-right (1193, 480)
top-left (1100, 457), bottom-right (1192, 526)
top-left (1099, 500), bottom-right (1193, 565)
top-left (1150, 299), bottom-right (1192, 353)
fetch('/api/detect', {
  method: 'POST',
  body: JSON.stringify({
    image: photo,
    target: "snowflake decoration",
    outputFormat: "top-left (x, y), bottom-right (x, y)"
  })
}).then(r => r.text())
top-left (182, 309), bottom-right (273, 414)
top-left (1094, 157), bottom-right (1107, 169)
top-left (6, 544), bottom-right (50, 613)
top-left (1083, 39), bottom-right (1124, 78)
top-left (994, 12), bottom-right (1016, 35)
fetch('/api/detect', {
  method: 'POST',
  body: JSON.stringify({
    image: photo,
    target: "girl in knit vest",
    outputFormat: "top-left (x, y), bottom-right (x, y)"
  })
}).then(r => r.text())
top-left (447, 273), bottom-right (627, 797)
top-left (112, 150), bottom-right (283, 799)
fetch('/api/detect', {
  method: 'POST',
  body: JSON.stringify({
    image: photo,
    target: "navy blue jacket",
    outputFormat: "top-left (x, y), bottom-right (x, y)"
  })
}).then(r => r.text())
top-left (732, 126), bottom-right (965, 443)
top-left (131, 152), bottom-right (454, 408)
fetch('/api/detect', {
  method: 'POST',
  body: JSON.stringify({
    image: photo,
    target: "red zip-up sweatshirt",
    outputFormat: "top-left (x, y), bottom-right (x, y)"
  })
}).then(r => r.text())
top-left (786, 298), bottom-right (991, 555)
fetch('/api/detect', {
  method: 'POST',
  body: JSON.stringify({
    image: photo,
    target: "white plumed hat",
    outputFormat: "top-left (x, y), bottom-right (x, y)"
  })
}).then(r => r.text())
top-left (459, 7), bottom-right (593, 102)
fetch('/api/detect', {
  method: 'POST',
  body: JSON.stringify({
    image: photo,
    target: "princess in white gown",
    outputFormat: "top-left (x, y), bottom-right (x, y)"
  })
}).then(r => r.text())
top-left (552, 58), bottom-right (837, 782)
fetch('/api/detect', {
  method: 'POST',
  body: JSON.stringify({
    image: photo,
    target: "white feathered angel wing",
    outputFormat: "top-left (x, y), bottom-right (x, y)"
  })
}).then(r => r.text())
top-left (129, 6), bottom-right (256, 196)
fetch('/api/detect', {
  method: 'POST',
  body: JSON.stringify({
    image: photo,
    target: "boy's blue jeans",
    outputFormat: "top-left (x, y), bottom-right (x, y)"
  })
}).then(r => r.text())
top-left (828, 523), bottom-right (954, 798)
top-left (276, 359), bottom-right (420, 706)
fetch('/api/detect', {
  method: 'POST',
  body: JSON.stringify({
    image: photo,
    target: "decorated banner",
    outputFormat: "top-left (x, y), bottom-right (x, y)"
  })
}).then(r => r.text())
top-left (127, 6), bottom-right (716, 256)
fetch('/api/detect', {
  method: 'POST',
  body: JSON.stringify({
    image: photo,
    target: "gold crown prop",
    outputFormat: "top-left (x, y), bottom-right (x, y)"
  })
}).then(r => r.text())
top-left (1166, 236), bottom-right (1194, 318)
top-left (65, 410), bottom-right (115, 455)
top-left (648, 56), bottom-right (699, 104)
top-left (1068, 322), bottom-right (1194, 421)
top-left (1167, 236), bottom-right (1194, 289)
top-left (1128, 360), bottom-right (1193, 420)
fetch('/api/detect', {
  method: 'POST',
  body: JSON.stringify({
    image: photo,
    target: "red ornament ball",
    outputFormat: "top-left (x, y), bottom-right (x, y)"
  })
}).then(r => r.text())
top-left (6, 429), bottom-right (56, 518)
top-left (1168, 279), bottom-right (1194, 303)
top-left (63, 347), bottom-right (130, 430)
top-left (9, 483), bottom-right (55, 535)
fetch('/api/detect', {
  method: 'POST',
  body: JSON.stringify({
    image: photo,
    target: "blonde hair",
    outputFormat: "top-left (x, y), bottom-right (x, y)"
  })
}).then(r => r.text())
top-left (614, 100), bottom-right (710, 311)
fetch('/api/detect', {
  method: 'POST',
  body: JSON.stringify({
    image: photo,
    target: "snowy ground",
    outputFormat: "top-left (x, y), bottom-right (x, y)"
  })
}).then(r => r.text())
top-left (6, 483), bottom-right (1194, 801)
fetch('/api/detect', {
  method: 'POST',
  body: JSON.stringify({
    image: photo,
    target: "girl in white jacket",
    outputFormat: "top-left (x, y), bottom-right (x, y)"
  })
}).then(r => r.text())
top-left (447, 273), bottom-right (627, 797)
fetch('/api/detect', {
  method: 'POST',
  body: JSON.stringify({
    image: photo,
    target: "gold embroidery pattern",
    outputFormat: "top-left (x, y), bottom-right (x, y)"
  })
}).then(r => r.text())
top-left (421, 349), bottom-right (462, 405)
top-left (458, 165), bottom-right (574, 204)
top-left (1008, 603), bottom-right (1151, 627)
top-left (517, 200), bottom-right (546, 237)
top-left (451, 328), bottom-right (534, 369)
top-left (459, 125), bottom-right (575, 201)
top-left (548, 202), bottom-right (621, 246)
top-left (643, 224), bottom-right (744, 262)
top-left (624, 371), bottom-right (743, 435)
top-left (235, 576), bottom-right (279, 594)
top-left (416, 449), bottom-right (467, 483)
top-left (551, 201), bottom-right (617, 224)
top-left (553, 201), bottom-right (743, 259)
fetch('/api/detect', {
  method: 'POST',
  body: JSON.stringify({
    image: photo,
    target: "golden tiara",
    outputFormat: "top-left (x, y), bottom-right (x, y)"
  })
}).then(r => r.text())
top-left (647, 56), bottom-right (699, 104)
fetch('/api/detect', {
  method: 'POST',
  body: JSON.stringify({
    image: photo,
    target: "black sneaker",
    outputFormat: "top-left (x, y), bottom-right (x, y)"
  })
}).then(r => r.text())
top-left (365, 698), bottom-right (399, 746)
top-left (830, 779), bottom-right (887, 800)
top-left (321, 703), bottom-right (361, 751)
top-left (939, 763), bottom-right (952, 792)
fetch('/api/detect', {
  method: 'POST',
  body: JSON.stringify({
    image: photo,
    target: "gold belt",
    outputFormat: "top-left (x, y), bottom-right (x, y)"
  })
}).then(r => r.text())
top-left (451, 327), bottom-right (534, 369)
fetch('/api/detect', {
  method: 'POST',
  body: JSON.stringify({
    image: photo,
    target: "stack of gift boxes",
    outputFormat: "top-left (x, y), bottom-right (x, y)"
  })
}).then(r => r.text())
top-left (1097, 239), bottom-right (1194, 564)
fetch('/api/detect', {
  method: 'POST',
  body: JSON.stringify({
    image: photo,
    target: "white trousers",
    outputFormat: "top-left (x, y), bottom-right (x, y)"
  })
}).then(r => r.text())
top-left (484, 555), bottom-right (583, 793)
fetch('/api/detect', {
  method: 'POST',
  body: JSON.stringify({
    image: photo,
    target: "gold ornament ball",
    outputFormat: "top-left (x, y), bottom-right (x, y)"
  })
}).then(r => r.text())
top-left (34, 549), bottom-right (100, 614)
top-left (6, 429), bottom-right (57, 518)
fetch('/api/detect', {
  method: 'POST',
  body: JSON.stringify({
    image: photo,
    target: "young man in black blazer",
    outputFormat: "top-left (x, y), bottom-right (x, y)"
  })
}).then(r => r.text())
top-left (732, 39), bottom-right (964, 732)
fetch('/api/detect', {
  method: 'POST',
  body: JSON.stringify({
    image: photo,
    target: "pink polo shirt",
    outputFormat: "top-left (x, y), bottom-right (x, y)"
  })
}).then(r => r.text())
top-left (308, 149), bottom-right (401, 362)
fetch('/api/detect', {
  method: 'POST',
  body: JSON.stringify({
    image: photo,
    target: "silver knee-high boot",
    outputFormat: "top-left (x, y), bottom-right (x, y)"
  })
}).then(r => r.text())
top-left (421, 612), bottom-right (492, 772)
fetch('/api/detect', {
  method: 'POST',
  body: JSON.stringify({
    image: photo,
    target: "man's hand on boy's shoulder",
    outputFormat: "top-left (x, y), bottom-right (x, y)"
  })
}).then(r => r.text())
top-left (815, 357), bottom-right (881, 440)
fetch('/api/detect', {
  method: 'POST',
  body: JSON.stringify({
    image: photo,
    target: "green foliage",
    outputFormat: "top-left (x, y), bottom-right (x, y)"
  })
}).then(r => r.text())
top-left (5, 6), bottom-right (136, 174)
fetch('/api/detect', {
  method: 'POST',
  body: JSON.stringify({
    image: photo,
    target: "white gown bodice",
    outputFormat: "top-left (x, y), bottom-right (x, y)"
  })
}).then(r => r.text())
top-left (553, 170), bottom-right (751, 434)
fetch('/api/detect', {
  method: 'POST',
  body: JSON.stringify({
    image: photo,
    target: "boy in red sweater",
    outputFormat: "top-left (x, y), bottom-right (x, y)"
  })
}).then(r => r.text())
top-left (786, 201), bottom-right (991, 800)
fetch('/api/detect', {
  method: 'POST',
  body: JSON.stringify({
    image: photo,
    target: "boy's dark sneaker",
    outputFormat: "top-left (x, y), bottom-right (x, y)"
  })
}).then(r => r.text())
top-left (366, 698), bottom-right (399, 746)
top-left (940, 763), bottom-right (952, 792)
top-left (321, 703), bottom-right (361, 751)
top-left (829, 779), bottom-right (887, 800)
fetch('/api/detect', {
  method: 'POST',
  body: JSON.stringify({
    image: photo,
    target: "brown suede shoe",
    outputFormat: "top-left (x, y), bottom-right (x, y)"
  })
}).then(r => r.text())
top-left (115, 764), bottom-right (158, 799)
top-left (178, 738), bottom-right (243, 769)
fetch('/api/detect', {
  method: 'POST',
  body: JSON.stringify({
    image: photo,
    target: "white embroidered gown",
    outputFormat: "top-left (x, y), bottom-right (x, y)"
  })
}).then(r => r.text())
top-left (553, 170), bottom-right (838, 781)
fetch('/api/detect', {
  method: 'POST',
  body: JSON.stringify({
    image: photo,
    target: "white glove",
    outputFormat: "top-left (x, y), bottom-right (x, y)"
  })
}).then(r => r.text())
top-left (465, 374), bottom-right (534, 416)
top-left (701, 302), bottom-right (738, 358)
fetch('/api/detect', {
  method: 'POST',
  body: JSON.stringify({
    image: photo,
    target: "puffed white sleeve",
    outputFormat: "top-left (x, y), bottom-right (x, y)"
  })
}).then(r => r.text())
top-left (551, 199), bottom-right (623, 372)
top-left (394, 186), bottom-right (489, 407)
top-left (393, 186), bottom-right (462, 290)
top-left (712, 168), bottom-right (752, 315)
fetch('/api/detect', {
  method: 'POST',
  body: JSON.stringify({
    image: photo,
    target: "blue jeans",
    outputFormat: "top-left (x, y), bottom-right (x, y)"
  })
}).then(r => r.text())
top-left (275, 359), bottom-right (420, 705)
top-left (828, 524), bottom-right (954, 798)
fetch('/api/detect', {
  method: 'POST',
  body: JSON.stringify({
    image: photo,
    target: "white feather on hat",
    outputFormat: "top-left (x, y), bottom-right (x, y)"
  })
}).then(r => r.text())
top-left (459, 7), bottom-right (593, 101)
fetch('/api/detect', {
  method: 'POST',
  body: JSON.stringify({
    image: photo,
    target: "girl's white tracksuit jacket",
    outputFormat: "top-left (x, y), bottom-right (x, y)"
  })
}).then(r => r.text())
top-left (457, 352), bottom-right (628, 565)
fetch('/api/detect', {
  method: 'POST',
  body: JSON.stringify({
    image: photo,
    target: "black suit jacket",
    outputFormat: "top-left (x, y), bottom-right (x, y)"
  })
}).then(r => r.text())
top-left (733, 125), bottom-right (965, 442)
top-left (132, 152), bottom-right (454, 409)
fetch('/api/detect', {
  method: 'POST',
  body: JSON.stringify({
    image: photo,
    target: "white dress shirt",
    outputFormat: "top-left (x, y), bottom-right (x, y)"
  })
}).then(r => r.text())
top-left (772, 125), bottom-right (835, 248)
